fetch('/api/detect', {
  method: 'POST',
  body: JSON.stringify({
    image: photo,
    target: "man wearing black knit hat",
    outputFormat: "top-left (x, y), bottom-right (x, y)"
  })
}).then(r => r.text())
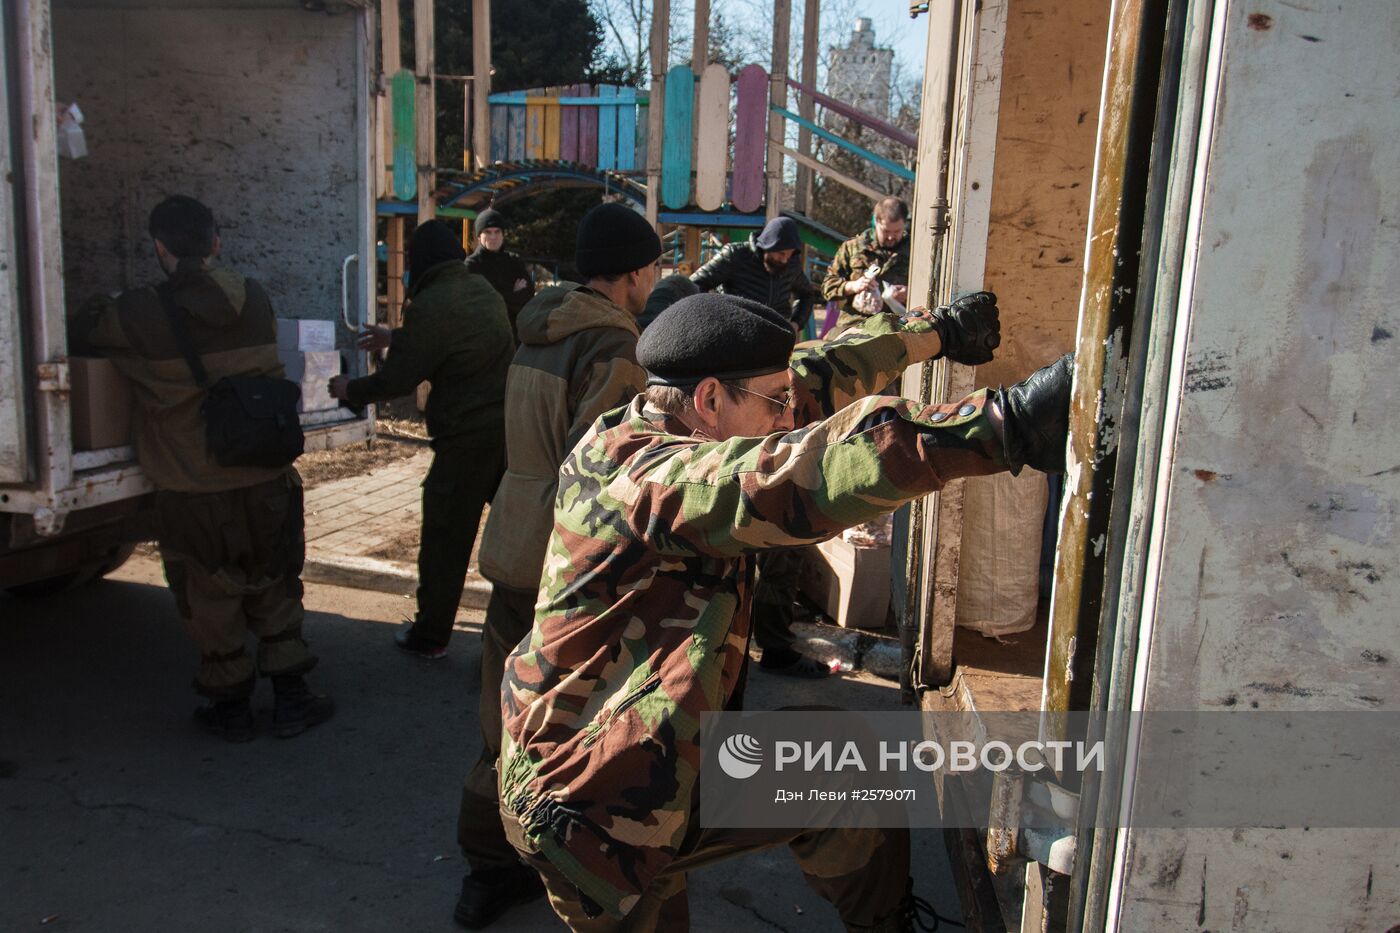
top-left (464, 208), bottom-right (533, 330)
top-left (689, 215), bottom-right (821, 332)
top-left (452, 201), bottom-right (669, 928)
top-left (496, 291), bottom-right (1075, 930)
top-left (330, 220), bottom-right (512, 659)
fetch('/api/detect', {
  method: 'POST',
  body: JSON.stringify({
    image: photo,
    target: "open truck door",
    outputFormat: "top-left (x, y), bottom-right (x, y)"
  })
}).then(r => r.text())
top-left (1, 0), bottom-right (379, 592)
top-left (903, 0), bottom-right (1400, 928)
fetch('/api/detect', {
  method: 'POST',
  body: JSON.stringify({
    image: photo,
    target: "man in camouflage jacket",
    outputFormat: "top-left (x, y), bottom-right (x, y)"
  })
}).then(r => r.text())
top-left (822, 197), bottom-right (912, 337)
top-left (497, 290), bottom-right (1073, 929)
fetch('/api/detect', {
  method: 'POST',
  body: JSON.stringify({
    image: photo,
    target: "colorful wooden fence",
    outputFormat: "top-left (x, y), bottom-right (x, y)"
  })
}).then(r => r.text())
top-left (488, 84), bottom-right (645, 171)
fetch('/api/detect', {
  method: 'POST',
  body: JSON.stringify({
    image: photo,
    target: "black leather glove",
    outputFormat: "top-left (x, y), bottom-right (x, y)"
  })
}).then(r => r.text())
top-left (929, 291), bottom-right (1001, 365)
top-left (997, 353), bottom-right (1074, 474)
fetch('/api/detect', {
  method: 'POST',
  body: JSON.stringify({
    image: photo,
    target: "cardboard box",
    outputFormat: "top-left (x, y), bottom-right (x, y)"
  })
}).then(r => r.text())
top-left (70, 357), bottom-right (132, 451)
top-left (276, 318), bottom-right (336, 353)
top-left (278, 350), bottom-right (342, 413)
top-left (278, 350), bottom-right (340, 381)
top-left (799, 537), bottom-right (892, 630)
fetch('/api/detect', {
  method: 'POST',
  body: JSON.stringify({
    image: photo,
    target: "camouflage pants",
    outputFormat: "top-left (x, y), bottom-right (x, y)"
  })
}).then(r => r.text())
top-left (503, 808), bottom-right (910, 932)
top-left (458, 583), bottom-right (536, 870)
top-left (156, 472), bottom-right (313, 698)
top-left (753, 547), bottom-right (806, 660)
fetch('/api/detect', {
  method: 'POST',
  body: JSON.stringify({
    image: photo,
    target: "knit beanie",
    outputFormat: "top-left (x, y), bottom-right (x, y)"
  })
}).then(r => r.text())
top-left (408, 219), bottom-right (466, 292)
top-left (575, 203), bottom-right (663, 278)
top-left (754, 216), bottom-right (801, 252)
top-left (637, 274), bottom-right (701, 331)
top-left (476, 208), bottom-right (506, 233)
top-left (636, 293), bottom-right (796, 387)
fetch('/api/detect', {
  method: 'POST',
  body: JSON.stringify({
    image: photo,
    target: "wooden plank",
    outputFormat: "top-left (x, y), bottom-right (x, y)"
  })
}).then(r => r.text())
top-left (794, 0), bottom-right (819, 213)
top-left (597, 84), bottom-right (618, 170)
top-left (489, 104), bottom-right (510, 163)
top-left (386, 217), bottom-right (405, 328)
top-left (543, 88), bottom-right (562, 160)
top-left (414, 0), bottom-right (436, 223)
top-left (694, 63), bottom-right (730, 211)
top-left (508, 105), bottom-right (526, 161)
top-left (645, 0), bottom-right (669, 227)
top-left (471, 0), bottom-right (491, 170)
top-left (577, 85), bottom-right (598, 166)
top-left (766, 0), bottom-right (791, 218)
top-left (661, 65), bottom-right (696, 209)
top-left (560, 83), bottom-right (582, 162)
top-left (526, 92), bottom-right (546, 158)
top-left (731, 65), bottom-right (768, 213)
top-left (616, 87), bottom-right (638, 172)
top-left (391, 69), bottom-right (416, 201)
top-left (778, 144), bottom-right (882, 202)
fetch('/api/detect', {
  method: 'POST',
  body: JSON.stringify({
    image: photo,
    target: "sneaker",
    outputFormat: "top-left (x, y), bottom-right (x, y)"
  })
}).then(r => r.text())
top-left (193, 698), bottom-right (255, 743)
top-left (394, 622), bottom-right (448, 660)
top-left (271, 675), bottom-right (336, 738)
top-left (453, 865), bottom-right (546, 929)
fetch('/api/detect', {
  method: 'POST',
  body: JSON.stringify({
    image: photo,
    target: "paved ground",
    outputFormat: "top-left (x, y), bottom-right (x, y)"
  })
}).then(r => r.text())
top-left (1, 554), bottom-right (963, 932)
top-left (304, 447), bottom-right (435, 568)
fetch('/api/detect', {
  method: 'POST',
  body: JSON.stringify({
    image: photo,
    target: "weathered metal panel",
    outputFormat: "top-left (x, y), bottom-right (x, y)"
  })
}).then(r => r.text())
top-left (1113, 0), bottom-right (1400, 928)
top-left (0, 5), bottom-right (29, 484)
top-left (51, 8), bottom-right (366, 355)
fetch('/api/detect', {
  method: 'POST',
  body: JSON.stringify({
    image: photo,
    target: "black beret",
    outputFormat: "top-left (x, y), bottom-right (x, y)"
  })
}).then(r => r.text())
top-left (636, 293), bottom-right (796, 387)
top-left (575, 202), bottom-right (663, 277)
top-left (475, 208), bottom-right (506, 232)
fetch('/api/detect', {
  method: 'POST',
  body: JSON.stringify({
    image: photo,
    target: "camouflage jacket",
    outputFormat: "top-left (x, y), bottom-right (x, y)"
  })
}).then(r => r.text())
top-left (499, 314), bottom-right (1006, 917)
top-left (821, 229), bottom-right (912, 336)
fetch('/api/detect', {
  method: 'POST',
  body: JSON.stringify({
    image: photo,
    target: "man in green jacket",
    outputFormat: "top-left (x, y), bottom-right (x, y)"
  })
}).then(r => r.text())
top-left (498, 292), bottom-right (1073, 930)
top-left (69, 195), bottom-right (332, 742)
top-left (452, 202), bottom-right (662, 928)
top-left (822, 196), bottom-right (912, 336)
top-left (330, 220), bottom-right (513, 658)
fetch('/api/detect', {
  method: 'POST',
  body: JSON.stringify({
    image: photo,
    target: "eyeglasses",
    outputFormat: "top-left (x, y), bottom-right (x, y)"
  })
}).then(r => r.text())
top-left (725, 382), bottom-right (793, 412)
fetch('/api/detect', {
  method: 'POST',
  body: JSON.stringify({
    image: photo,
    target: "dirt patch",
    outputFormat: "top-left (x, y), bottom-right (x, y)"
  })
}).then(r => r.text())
top-left (364, 527), bottom-right (422, 564)
top-left (298, 434), bottom-right (424, 488)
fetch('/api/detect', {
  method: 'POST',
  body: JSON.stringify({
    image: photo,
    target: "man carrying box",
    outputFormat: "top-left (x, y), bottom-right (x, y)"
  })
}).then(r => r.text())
top-left (68, 195), bottom-right (332, 742)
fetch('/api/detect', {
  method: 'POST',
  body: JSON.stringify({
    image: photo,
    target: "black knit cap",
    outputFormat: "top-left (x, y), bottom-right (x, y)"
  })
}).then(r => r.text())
top-left (637, 273), bottom-right (700, 331)
top-left (476, 208), bottom-right (506, 232)
top-left (408, 219), bottom-right (466, 291)
top-left (637, 293), bottom-right (796, 387)
top-left (575, 202), bottom-right (663, 277)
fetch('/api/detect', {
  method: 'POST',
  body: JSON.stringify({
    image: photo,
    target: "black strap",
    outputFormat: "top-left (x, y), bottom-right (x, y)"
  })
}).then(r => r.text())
top-left (157, 285), bottom-right (210, 388)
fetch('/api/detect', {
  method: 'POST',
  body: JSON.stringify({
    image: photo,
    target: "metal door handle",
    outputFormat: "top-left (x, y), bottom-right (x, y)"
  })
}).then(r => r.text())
top-left (341, 253), bottom-right (360, 330)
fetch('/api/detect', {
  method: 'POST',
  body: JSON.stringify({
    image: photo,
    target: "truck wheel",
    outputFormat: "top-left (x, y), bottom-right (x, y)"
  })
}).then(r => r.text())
top-left (3, 544), bottom-right (138, 598)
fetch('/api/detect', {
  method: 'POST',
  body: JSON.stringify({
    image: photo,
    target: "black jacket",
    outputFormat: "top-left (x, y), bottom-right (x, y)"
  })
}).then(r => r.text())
top-left (688, 235), bottom-right (820, 330)
top-left (464, 246), bottom-right (534, 326)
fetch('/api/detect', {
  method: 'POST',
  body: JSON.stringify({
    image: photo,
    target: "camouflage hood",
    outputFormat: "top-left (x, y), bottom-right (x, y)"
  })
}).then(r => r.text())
top-left (498, 313), bottom-right (1007, 918)
top-left (515, 283), bottom-right (639, 348)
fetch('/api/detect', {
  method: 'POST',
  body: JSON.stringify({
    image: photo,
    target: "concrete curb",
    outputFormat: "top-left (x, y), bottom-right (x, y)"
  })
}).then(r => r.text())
top-left (301, 552), bottom-right (492, 610)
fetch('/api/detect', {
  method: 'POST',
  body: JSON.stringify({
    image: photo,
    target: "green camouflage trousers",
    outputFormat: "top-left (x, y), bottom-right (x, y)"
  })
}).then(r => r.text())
top-left (459, 583), bottom-right (537, 869)
top-left (503, 805), bottom-right (910, 931)
top-left (156, 471), bottom-right (313, 698)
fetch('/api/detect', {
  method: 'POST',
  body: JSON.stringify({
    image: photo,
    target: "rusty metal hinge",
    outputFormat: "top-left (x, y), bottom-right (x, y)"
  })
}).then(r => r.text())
top-left (36, 360), bottom-right (70, 393)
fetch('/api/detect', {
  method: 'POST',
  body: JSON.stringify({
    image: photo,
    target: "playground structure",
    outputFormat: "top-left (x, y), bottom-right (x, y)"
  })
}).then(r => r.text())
top-left (373, 0), bottom-right (914, 308)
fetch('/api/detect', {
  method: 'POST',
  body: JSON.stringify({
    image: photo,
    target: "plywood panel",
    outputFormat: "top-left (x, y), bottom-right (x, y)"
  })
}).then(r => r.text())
top-left (661, 65), bottom-right (695, 209)
top-left (489, 103), bottom-right (510, 162)
top-left (616, 87), bottom-right (638, 172)
top-left (526, 92), bottom-right (545, 158)
top-left (578, 85), bottom-right (598, 166)
top-left (731, 64), bottom-right (768, 213)
top-left (979, 0), bottom-right (1107, 386)
top-left (694, 64), bottom-right (731, 211)
top-left (596, 84), bottom-right (618, 170)
top-left (559, 83), bottom-right (582, 162)
top-left (391, 70), bottom-right (417, 200)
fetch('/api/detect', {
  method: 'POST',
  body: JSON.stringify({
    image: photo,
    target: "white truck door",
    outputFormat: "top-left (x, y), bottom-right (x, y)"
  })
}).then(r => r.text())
top-left (0, 7), bottom-right (30, 484)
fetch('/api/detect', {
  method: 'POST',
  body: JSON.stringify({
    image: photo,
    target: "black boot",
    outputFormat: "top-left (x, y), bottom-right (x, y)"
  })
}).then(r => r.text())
top-left (193, 697), bottom-right (255, 743)
top-left (271, 674), bottom-right (335, 738)
top-left (453, 864), bottom-right (546, 929)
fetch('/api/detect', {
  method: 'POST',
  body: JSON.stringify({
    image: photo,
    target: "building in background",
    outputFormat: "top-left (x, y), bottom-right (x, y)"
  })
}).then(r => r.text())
top-left (825, 17), bottom-right (894, 120)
